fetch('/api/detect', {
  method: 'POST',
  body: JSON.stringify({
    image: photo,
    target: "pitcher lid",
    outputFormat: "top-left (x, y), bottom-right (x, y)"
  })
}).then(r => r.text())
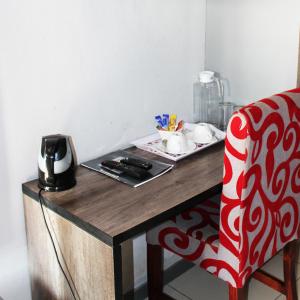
top-left (199, 71), bottom-right (215, 83)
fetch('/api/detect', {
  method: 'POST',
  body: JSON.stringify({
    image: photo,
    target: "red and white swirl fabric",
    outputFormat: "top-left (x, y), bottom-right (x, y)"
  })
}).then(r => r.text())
top-left (146, 88), bottom-right (300, 288)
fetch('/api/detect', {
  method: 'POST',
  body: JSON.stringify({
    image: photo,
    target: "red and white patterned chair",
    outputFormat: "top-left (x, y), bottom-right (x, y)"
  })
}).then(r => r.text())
top-left (147, 88), bottom-right (300, 300)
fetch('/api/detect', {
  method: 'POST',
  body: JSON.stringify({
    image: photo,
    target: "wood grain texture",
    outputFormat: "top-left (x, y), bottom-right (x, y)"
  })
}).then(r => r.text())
top-left (121, 240), bottom-right (134, 295)
top-left (283, 240), bottom-right (299, 300)
top-left (252, 270), bottom-right (285, 294)
top-left (228, 284), bottom-right (249, 300)
top-left (23, 144), bottom-right (224, 244)
top-left (24, 195), bottom-right (116, 300)
top-left (147, 244), bottom-right (164, 300)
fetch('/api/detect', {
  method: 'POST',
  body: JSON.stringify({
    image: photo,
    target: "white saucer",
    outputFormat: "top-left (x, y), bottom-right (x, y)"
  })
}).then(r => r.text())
top-left (185, 131), bottom-right (218, 144)
top-left (157, 140), bottom-right (197, 155)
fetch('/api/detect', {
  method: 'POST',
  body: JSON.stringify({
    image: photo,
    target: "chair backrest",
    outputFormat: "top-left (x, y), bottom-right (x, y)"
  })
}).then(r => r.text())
top-left (217, 88), bottom-right (300, 288)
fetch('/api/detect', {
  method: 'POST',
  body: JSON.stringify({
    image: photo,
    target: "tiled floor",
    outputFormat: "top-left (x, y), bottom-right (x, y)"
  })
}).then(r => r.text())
top-left (154, 252), bottom-right (300, 300)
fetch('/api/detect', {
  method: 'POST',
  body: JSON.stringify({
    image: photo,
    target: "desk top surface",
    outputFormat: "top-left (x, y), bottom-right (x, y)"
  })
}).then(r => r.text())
top-left (23, 143), bottom-right (224, 246)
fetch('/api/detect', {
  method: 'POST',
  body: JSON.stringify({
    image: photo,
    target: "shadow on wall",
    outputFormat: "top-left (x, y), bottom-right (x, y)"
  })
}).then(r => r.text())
top-left (0, 85), bottom-right (14, 247)
top-left (31, 278), bottom-right (58, 300)
top-left (0, 83), bottom-right (32, 300)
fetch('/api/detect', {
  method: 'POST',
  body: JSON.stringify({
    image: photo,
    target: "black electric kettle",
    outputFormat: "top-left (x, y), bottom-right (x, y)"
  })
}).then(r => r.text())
top-left (38, 134), bottom-right (76, 192)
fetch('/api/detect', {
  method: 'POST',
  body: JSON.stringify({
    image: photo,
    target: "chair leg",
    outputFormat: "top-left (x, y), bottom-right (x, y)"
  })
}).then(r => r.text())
top-left (228, 281), bottom-right (249, 300)
top-left (283, 240), bottom-right (299, 300)
top-left (147, 244), bottom-right (164, 299)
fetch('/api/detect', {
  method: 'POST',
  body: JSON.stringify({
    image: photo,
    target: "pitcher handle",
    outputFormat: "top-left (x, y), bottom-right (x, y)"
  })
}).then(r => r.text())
top-left (215, 77), bottom-right (224, 100)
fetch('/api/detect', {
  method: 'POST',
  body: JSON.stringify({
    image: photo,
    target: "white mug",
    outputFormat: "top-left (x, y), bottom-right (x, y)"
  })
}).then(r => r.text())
top-left (192, 123), bottom-right (216, 144)
top-left (166, 133), bottom-right (188, 154)
top-left (158, 130), bottom-right (188, 154)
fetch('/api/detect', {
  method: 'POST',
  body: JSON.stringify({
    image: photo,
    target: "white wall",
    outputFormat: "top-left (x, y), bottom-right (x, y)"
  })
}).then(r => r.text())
top-left (206, 0), bottom-right (300, 105)
top-left (0, 0), bottom-right (206, 298)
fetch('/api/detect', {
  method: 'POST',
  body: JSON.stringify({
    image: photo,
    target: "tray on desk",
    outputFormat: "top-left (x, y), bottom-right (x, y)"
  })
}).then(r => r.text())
top-left (132, 123), bottom-right (226, 162)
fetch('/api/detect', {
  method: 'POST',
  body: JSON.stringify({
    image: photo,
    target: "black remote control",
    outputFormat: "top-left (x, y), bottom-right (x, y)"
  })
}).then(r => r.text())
top-left (101, 160), bottom-right (150, 180)
top-left (120, 157), bottom-right (152, 170)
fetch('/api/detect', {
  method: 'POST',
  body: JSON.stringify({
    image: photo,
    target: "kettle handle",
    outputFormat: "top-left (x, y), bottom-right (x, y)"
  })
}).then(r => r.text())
top-left (44, 139), bottom-right (57, 184)
top-left (215, 77), bottom-right (224, 100)
top-left (45, 156), bottom-right (55, 184)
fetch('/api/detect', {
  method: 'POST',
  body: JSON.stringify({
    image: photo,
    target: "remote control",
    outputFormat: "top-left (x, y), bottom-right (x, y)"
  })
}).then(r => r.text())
top-left (101, 160), bottom-right (150, 180)
top-left (120, 157), bottom-right (152, 170)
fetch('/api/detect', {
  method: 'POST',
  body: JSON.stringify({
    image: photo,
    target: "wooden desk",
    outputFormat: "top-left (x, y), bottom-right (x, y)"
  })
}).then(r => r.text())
top-left (23, 143), bottom-right (224, 300)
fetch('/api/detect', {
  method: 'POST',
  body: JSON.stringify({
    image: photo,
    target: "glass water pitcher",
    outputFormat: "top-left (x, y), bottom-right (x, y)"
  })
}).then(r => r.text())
top-left (193, 71), bottom-right (224, 126)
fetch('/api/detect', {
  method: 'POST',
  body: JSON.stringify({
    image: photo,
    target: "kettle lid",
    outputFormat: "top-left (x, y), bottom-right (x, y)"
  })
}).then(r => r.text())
top-left (199, 71), bottom-right (215, 83)
top-left (41, 134), bottom-right (68, 161)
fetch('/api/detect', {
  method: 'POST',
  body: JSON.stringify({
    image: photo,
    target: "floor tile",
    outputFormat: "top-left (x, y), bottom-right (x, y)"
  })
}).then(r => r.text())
top-left (261, 252), bottom-right (300, 280)
top-left (142, 285), bottom-right (192, 300)
top-left (164, 285), bottom-right (192, 300)
top-left (168, 266), bottom-right (229, 300)
top-left (247, 279), bottom-right (280, 300)
top-left (261, 252), bottom-right (285, 280)
top-left (249, 256), bottom-right (300, 300)
top-left (166, 253), bottom-right (298, 300)
top-left (276, 276), bottom-right (300, 300)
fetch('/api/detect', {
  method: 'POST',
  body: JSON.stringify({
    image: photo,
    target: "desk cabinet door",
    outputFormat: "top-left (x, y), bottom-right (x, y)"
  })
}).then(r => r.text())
top-left (24, 195), bottom-right (116, 300)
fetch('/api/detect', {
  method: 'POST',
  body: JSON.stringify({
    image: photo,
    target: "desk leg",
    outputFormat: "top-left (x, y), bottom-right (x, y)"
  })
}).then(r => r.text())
top-left (113, 244), bottom-right (123, 300)
top-left (23, 195), bottom-right (121, 300)
top-left (120, 240), bottom-right (134, 299)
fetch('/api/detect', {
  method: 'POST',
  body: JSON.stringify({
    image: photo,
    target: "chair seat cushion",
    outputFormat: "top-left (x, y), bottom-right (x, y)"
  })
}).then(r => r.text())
top-left (146, 195), bottom-right (221, 274)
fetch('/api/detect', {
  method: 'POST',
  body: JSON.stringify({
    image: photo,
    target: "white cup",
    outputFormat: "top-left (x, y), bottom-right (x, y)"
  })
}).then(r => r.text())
top-left (192, 123), bottom-right (216, 144)
top-left (166, 133), bottom-right (188, 154)
top-left (158, 130), bottom-right (188, 154)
